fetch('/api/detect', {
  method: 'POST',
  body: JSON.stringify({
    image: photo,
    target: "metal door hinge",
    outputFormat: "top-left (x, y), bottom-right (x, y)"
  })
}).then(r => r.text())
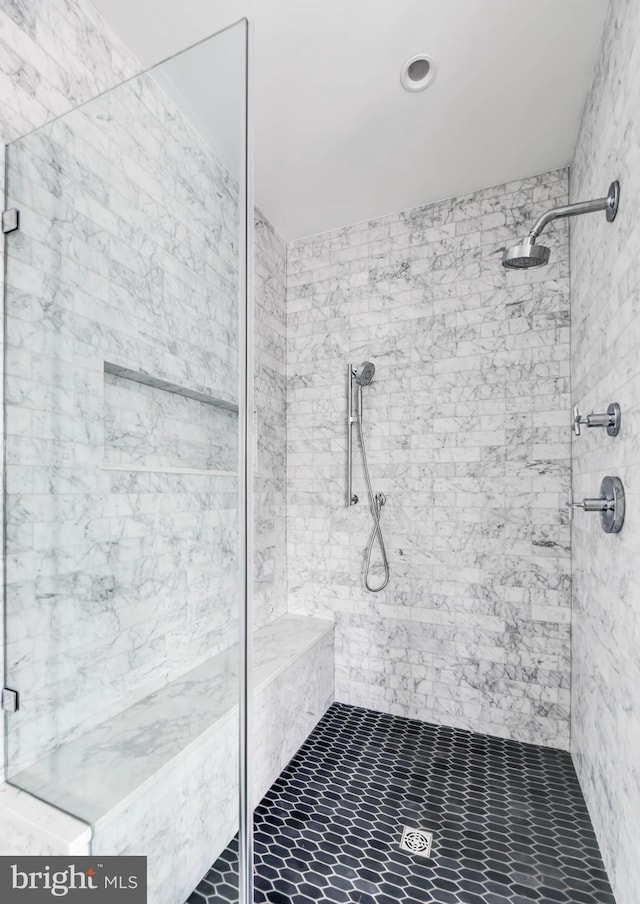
top-left (2, 208), bottom-right (20, 234)
top-left (1, 688), bottom-right (19, 712)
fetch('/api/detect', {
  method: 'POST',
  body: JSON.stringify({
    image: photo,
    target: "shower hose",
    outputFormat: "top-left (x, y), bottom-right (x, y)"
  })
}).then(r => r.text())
top-left (356, 411), bottom-right (390, 592)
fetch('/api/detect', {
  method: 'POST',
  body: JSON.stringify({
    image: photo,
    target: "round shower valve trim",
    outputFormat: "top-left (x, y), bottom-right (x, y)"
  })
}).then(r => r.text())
top-left (606, 180), bottom-right (620, 222)
top-left (568, 476), bottom-right (625, 534)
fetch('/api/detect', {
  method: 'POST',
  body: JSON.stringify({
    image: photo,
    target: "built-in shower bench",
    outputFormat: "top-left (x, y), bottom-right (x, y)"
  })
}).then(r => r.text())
top-left (7, 613), bottom-right (334, 904)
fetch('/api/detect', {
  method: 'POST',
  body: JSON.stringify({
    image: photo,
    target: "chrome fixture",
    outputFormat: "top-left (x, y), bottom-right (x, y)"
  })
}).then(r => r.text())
top-left (567, 476), bottom-right (625, 534)
top-left (353, 361), bottom-right (375, 386)
top-left (1, 688), bottom-right (19, 713)
top-left (400, 826), bottom-right (434, 858)
top-left (346, 364), bottom-right (360, 506)
top-left (2, 208), bottom-right (19, 234)
top-left (347, 361), bottom-right (377, 505)
top-left (347, 362), bottom-right (390, 592)
top-left (573, 402), bottom-right (621, 437)
top-left (502, 180), bottom-right (620, 269)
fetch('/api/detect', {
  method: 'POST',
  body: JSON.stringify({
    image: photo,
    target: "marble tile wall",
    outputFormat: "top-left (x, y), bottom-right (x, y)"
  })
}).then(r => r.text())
top-left (4, 69), bottom-right (242, 774)
top-left (253, 213), bottom-right (288, 627)
top-left (570, 1), bottom-right (640, 902)
top-left (286, 170), bottom-right (572, 748)
top-left (0, 783), bottom-right (91, 855)
top-left (0, 1), bottom-right (289, 781)
top-left (103, 372), bottom-right (238, 472)
top-left (0, 0), bottom-right (140, 781)
top-left (91, 617), bottom-right (334, 904)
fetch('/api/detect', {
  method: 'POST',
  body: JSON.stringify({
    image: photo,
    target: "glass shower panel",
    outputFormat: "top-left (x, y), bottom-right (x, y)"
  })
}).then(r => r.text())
top-left (3, 20), bottom-right (250, 904)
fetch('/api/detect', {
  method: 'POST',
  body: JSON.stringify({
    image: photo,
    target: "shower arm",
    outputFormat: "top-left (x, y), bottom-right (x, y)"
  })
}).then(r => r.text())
top-left (528, 183), bottom-right (619, 240)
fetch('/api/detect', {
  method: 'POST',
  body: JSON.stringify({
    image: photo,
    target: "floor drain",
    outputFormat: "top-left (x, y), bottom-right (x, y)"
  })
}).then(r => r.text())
top-left (400, 826), bottom-right (434, 858)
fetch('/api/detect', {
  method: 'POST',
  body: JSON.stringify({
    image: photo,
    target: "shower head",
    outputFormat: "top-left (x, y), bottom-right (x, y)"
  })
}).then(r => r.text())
top-left (502, 237), bottom-right (551, 270)
top-left (502, 180), bottom-right (620, 271)
top-left (354, 362), bottom-right (375, 386)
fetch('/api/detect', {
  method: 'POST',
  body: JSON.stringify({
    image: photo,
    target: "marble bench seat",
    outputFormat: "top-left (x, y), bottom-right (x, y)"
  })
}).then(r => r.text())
top-left (7, 613), bottom-right (335, 904)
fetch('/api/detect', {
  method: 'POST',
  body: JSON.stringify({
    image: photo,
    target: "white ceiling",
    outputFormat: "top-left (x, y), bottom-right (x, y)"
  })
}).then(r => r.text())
top-left (93, 0), bottom-right (608, 241)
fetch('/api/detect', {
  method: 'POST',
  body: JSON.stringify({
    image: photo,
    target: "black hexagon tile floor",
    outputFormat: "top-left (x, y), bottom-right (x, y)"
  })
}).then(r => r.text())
top-left (187, 703), bottom-right (616, 904)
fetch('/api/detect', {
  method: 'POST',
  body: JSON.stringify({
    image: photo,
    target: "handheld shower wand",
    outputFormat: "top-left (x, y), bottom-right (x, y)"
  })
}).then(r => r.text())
top-left (347, 362), bottom-right (390, 593)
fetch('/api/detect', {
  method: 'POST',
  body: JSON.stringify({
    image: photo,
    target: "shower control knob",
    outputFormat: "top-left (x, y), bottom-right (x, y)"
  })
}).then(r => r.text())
top-left (573, 403), bottom-right (621, 436)
top-left (566, 476), bottom-right (625, 533)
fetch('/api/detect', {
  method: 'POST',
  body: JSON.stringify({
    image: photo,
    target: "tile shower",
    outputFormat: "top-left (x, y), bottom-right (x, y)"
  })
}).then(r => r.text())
top-left (0, 3), bottom-right (638, 904)
top-left (193, 704), bottom-right (616, 904)
top-left (286, 168), bottom-right (572, 747)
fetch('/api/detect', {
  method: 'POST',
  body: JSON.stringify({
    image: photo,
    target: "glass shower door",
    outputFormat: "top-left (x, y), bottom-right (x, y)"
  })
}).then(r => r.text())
top-left (3, 19), bottom-right (251, 904)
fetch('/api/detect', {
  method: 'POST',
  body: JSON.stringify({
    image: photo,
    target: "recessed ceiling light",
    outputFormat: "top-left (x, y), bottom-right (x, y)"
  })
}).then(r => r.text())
top-left (400, 54), bottom-right (437, 92)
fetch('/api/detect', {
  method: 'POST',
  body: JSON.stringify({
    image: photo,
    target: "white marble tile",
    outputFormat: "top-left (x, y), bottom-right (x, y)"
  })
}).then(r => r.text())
top-left (254, 628), bottom-right (334, 800)
top-left (103, 371), bottom-right (238, 471)
top-left (86, 615), bottom-right (333, 904)
top-left (10, 614), bottom-right (333, 828)
top-left (570, 2), bottom-right (640, 902)
top-left (0, 0), bottom-right (140, 781)
top-left (0, 5), bottom-right (291, 849)
top-left (253, 211), bottom-right (288, 629)
top-left (286, 170), bottom-right (572, 749)
top-left (0, 782), bottom-right (90, 855)
top-left (2, 42), bottom-right (288, 780)
top-left (92, 723), bottom-right (236, 904)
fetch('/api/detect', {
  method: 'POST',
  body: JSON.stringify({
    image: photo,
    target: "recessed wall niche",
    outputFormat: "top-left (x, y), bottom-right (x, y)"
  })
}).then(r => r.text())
top-left (103, 362), bottom-right (238, 474)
